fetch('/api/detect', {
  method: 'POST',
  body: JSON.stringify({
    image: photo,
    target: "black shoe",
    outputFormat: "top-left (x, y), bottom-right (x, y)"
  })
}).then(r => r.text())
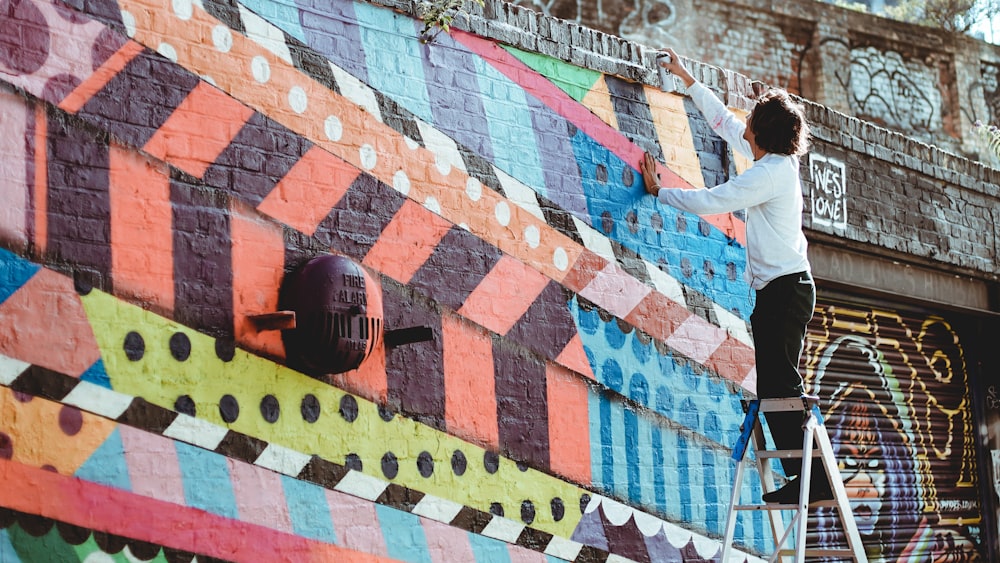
top-left (762, 476), bottom-right (834, 504)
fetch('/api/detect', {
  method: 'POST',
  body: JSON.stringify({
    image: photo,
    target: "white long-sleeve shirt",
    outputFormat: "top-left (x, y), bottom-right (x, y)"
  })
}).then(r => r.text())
top-left (656, 82), bottom-right (810, 290)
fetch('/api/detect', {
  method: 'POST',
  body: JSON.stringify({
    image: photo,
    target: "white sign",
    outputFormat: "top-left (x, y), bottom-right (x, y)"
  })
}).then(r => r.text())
top-left (809, 154), bottom-right (847, 230)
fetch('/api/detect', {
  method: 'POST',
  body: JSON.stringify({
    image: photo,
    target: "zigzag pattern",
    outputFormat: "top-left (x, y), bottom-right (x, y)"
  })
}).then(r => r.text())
top-left (0, 0), bottom-right (775, 558)
top-left (0, 0), bottom-right (758, 476)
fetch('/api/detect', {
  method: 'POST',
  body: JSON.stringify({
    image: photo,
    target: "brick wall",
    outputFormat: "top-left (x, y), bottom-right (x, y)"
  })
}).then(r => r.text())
top-left (513, 0), bottom-right (1000, 164)
top-left (0, 0), bottom-right (996, 561)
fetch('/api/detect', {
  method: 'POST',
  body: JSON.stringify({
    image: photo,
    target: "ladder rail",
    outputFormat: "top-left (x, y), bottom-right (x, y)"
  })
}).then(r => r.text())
top-left (720, 397), bottom-right (869, 563)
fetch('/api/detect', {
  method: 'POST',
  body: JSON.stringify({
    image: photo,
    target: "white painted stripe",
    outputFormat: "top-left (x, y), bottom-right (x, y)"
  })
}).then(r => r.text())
top-left (411, 494), bottom-right (464, 523)
top-left (334, 470), bottom-right (388, 501)
top-left (494, 167), bottom-right (545, 222)
top-left (542, 535), bottom-right (583, 560)
top-left (254, 443), bottom-right (312, 476)
top-left (61, 381), bottom-right (134, 420)
top-left (479, 515), bottom-right (524, 543)
top-left (572, 217), bottom-right (616, 261)
top-left (714, 302), bottom-right (753, 346)
top-left (415, 120), bottom-right (465, 174)
top-left (0, 354), bottom-right (29, 386)
top-left (330, 63), bottom-right (384, 124)
top-left (237, 5), bottom-right (292, 63)
top-left (163, 413), bottom-right (229, 451)
top-left (644, 261), bottom-right (687, 306)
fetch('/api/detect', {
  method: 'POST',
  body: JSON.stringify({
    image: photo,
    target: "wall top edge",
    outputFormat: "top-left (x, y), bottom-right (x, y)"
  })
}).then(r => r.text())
top-left (365, 0), bottom-right (1000, 189)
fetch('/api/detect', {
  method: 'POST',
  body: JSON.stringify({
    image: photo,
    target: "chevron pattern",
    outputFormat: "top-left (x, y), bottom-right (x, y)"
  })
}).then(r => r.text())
top-left (0, 0), bottom-right (776, 560)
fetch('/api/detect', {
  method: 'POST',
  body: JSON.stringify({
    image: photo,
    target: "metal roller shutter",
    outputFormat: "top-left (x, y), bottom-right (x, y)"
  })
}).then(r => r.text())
top-left (800, 296), bottom-right (985, 561)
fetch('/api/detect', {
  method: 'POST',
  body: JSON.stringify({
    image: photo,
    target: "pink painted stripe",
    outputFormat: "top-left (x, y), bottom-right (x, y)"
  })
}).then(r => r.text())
top-left (228, 457), bottom-right (295, 533)
top-left (326, 488), bottom-right (389, 558)
top-left (421, 517), bottom-right (475, 563)
top-left (664, 315), bottom-right (726, 364)
top-left (577, 262), bottom-right (652, 319)
top-left (451, 29), bottom-right (746, 245)
top-left (0, 458), bottom-right (397, 563)
top-left (508, 543), bottom-right (549, 563)
top-left (0, 91), bottom-right (29, 246)
top-left (118, 423), bottom-right (187, 506)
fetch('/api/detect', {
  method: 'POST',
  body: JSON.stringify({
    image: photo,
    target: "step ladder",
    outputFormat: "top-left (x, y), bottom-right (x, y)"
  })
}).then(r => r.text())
top-left (720, 395), bottom-right (868, 563)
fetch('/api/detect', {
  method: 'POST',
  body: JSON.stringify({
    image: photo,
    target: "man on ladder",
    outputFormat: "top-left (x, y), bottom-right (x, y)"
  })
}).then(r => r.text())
top-left (643, 49), bottom-right (868, 561)
top-left (642, 48), bottom-right (831, 504)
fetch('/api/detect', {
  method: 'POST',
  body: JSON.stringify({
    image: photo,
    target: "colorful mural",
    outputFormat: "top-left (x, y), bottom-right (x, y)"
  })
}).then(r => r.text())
top-left (0, 0), bottom-right (988, 560)
top-left (803, 302), bottom-right (984, 561)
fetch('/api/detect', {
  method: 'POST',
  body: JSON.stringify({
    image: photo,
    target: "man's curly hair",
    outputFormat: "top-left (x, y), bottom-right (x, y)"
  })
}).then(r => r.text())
top-left (748, 89), bottom-right (811, 156)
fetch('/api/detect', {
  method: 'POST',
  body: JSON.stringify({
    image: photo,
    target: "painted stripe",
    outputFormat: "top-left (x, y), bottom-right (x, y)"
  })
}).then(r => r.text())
top-left (59, 41), bottom-right (145, 113)
top-left (329, 64), bottom-right (384, 124)
top-left (254, 443), bottom-right (313, 476)
top-left (282, 474), bottom-right (338, 543)
top-left (163, 413), bottom-right (229, 451)
top-left (604, 75), bottom-right (659, 159)
top-left (257, 146), bottom-right (359, 236)
top-left (119, 425), bottom-right (188, 506)
top-left (554, 334), bottom-right (595, 381)
top-left (62, 380), bottom-right (134, 420)
top-left (0, 269), bottom-right (100, 378)
top-left (80, 48), bottom-right (202, 151)
top-left (0, 458), bottom-right (397, 562)
top-left (109, 143), bottom-right (174, 314)
top-left (174, 440), bottom-right (240, 519)
top-left (494, 167), bottom-right (545, 222)
top-left (32, 105), bottom-right (47, 256)
top-left (580, 77), bottom-right (619, 131)
top-left (46, 114), bottom-right (113, 279)
top-left (142, 81), bottom-right (255, 178)
top-left (171, 176), bottom-right (234, 335)
top-left (363, 200), bottom-right (453, 285)
top-left (622, 290), bottom-right (688, 343)
top-left (542, 535), bottom-right (583, 560)
top-left (459, 255), bottom-right (550, 336)
top-left (238, 3), bottom-right (293, 63)
top-left (412, 495), bottom-right (465, 524)
top-left (472, 56), bottom-right (545, 196)
top-left (422, 517), bottom-right (476, 562)
top-left (0, 355), bottom-right (30, 386)
top-left (505, 281), bottom-right (578, 361)
top-left (646, 88), bottom-right (706, 188)
top-left (665, 315), bottom-right (726, 365)
top-left (408, 226), bottom-right (504, 312)
top-left (378, 505), bottom-right (433, 563)
top-left (353, 1), bottom-right (433, 123)
top-left (577, 262), bottom-right (652, 320)
top-left (703, 334), bottom-right (756, 388)
top-left (643, 260), bottom-right (686, 306)
top-left (441, 313), bottom-right (498, 449)
top-left (545, 363), bottom-right (591, 485)
top-left (572, 217), bottom-right (616, 262)
top-left (419, 32), bottom-right (492, 166)
top-left (493, 343), bottom-right (549, 468)
top-left (0, 92), bottom-right (30, 249)
top-left (206, 112), bottom-right (315, 207)
top-left (327, 488), bottom-right (390, 558)
top-left (334, 469), bottom-right (389, 502)
top-left (480, 516), bottom-right (525, 544)
top-left (713, 302), bottom-right (753, 347)
top-left (229, 457), bottom-right (295, 533)
top-left (506, 542), bottom-right (547, 563)
top-left (230, 202), bottom-right (286, 357)
top-left (449, 29), bottom-right (746, 246)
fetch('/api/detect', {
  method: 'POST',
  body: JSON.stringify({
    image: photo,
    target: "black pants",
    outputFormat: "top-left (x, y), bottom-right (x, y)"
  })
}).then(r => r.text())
top-left (750, 271), bottom-right (815, 476)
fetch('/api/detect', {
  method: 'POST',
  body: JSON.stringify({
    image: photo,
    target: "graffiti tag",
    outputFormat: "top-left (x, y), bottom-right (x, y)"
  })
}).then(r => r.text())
top-left (809, 154), bottom-right (847, 229)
